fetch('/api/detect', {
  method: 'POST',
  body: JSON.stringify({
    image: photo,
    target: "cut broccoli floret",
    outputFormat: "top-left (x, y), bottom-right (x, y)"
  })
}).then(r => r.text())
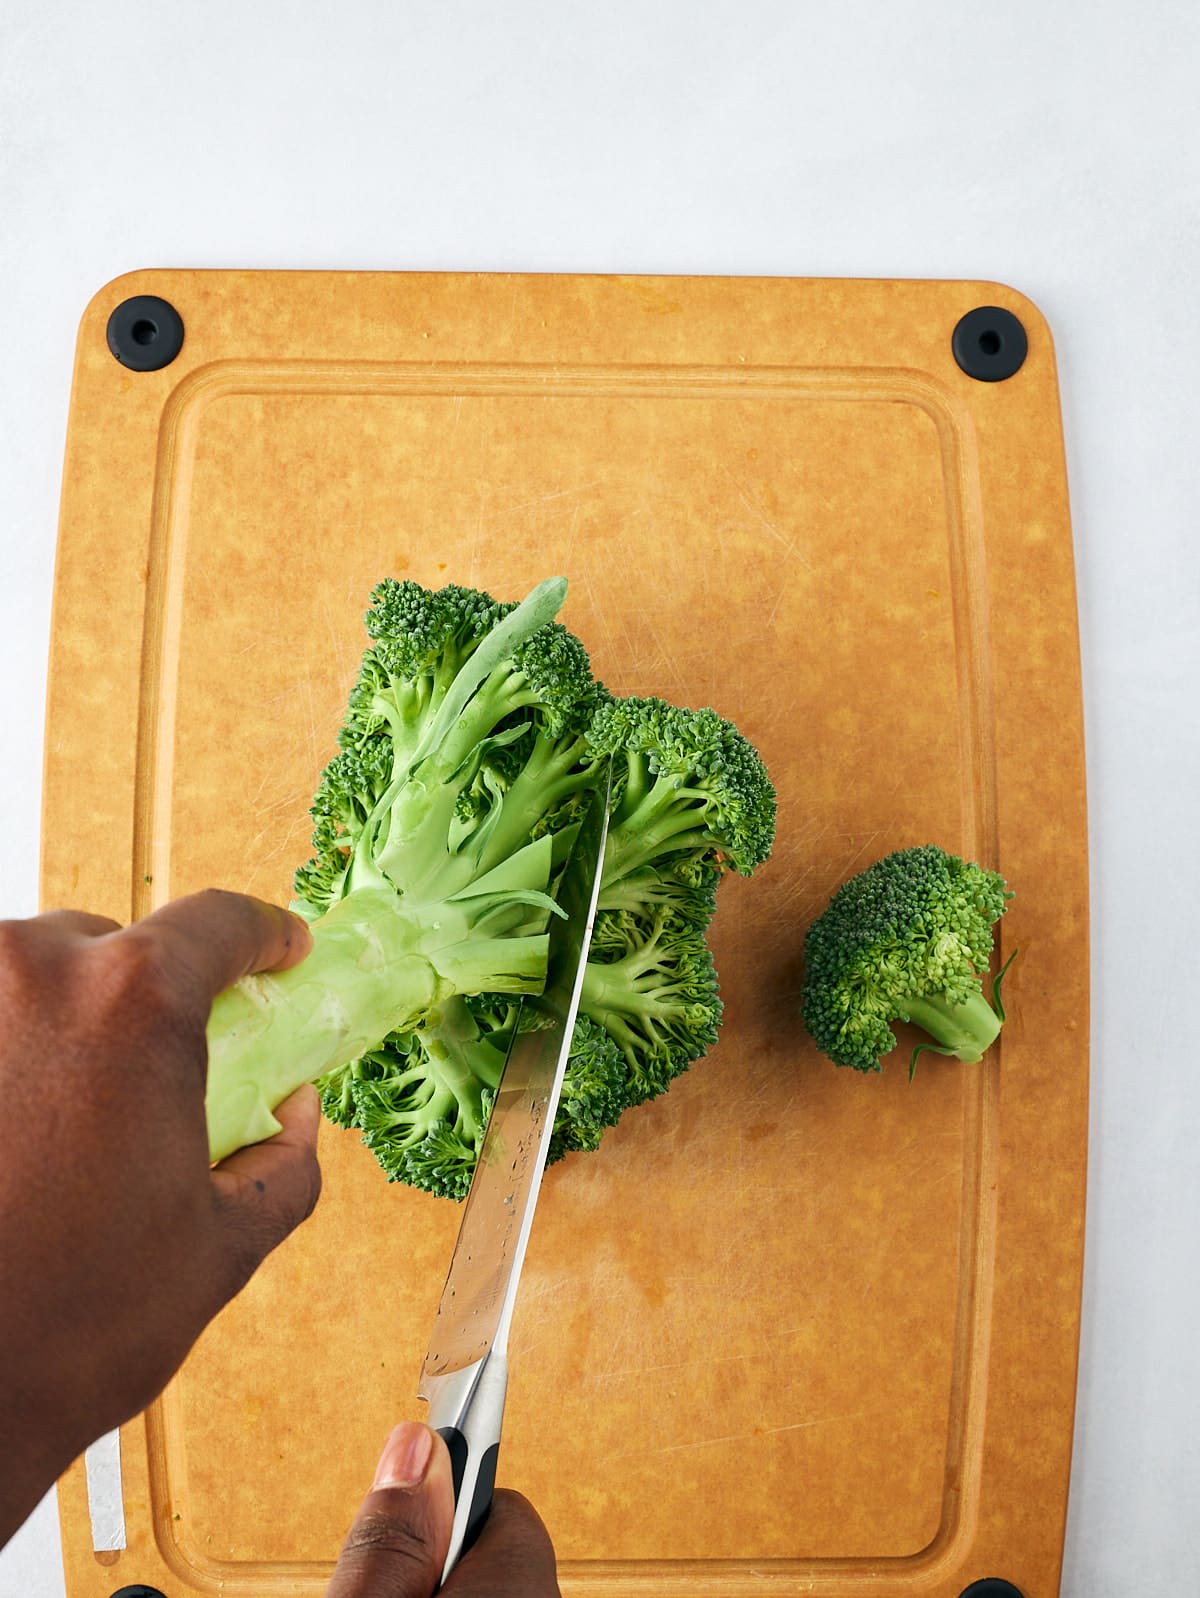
top-left (801, 844), bottom-right (1014, 1078)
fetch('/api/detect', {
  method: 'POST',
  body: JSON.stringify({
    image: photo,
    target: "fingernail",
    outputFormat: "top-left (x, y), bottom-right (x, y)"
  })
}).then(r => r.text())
top-left (373, 1422), bottom-right (434, 1489)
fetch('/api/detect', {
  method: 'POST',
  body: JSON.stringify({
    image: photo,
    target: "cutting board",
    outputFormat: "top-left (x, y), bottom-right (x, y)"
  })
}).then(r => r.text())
top-left (43, 271), bottom-right (1088, 1598)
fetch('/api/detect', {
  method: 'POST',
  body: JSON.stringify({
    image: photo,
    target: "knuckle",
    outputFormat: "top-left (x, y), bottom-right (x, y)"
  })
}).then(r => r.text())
top-left (348, 1512), bottom-right (428, 1558)
top-left (194, 886), bottom-right (263, 937)
top-left (194, 885), bottom-right (245, 916)
top-left (90, 926), bottom-right (204, 1035)
top-left (92, 931), bottom-right (181, 1020)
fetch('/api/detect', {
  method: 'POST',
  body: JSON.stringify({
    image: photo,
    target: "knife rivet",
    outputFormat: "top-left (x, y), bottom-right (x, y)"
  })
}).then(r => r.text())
top-left (957, 1580), bottom-right (1025, 1598)
top-left (109, 1585), bottom-right (169, 1598)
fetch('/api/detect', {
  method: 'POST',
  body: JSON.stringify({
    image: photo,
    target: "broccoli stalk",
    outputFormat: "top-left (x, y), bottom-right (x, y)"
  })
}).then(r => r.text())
top-left (800, 843), bottom-right (1014, 1079)
top-left (204, 857), bottom-right (554, 1162)
top-left (899, 988), bottom-right (1002, 1064)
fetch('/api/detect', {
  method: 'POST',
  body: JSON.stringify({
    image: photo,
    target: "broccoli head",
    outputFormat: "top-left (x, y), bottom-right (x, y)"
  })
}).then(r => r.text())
top-left (801, 844), bottom-right (1014, 1078)
top-left (204, 575), bottom-right (777, 1195)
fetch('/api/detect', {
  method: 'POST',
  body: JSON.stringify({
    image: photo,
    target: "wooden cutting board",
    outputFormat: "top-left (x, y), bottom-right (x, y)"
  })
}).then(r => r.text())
top-left (43, 270), bottom-right (1088, 1598)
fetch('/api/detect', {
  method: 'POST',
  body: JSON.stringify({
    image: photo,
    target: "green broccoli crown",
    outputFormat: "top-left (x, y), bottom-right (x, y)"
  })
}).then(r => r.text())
top-left (368, 576), bottom-right (591, 741)
top-left (365, 578), bottom-right (512, 681)
top-left (336, 577), bottom-right (592, 789)
top-left (336, 582), bottom-right (508, 759)
top-left (589, 696), bottom-right (776, 881)
top-left (801, 844), bottom-right (1011, 1074)
top-left (211, 573), bottom-right (774, 1197)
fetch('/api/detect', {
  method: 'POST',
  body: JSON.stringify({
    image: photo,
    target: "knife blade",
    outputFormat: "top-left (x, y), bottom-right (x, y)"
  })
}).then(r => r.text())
top-left (417, 765), bottom-right (612, 1580)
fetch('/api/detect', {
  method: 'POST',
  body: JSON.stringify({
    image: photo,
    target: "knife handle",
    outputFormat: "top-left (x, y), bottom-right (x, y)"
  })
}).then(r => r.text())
top-left (424, 1351), bottom-right (509, 1586)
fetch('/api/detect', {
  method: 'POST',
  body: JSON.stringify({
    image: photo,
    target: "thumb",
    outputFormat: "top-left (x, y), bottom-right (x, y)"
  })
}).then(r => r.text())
top-left (326, 1423), bottom-right (454, 1598)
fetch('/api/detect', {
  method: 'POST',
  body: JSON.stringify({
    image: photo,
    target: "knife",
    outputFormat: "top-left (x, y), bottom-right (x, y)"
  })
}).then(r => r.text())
top-left (418, 766), bottom-right (613, 1583)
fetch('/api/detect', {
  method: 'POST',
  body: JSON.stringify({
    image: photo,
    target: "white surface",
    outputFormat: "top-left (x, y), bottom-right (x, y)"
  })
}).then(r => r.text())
top-left (1, 2), bottom-right (1196, 1594)
top-left (82, 1433), bottom-right (125, 1554)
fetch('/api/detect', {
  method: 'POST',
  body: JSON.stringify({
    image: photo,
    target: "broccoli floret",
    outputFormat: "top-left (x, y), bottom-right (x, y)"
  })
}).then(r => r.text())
top-left (349, 1005), bottom-right (505, 1201)
top-left (546, 1014), bottom-right (628, 1163)
top-left (204, 576), bottom-right (777, 1198)
top-left (546, 697), bottom-right (771, 1113)
top-left (801, 844), bottom-right (1014, 1078)
top-left (318, 996), bottom-right (625, 1197)
top-left (588, 697), bottom-right (776, 887)
top-left (581, 907), bottom-right (723, 1105)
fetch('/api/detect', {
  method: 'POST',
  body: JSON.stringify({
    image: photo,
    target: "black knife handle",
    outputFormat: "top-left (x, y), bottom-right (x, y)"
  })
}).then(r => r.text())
top-left (425, 1351), bottom-right (509, 1584)
top-left (437, 1425), bottom-right (501, 1546)
top-left (434, 1426), bottom-right (498, 1555)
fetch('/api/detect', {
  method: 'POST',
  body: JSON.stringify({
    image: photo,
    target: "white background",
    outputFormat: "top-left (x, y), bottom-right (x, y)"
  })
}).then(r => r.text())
top-left (1, 2), bottom-right (1197, 1594)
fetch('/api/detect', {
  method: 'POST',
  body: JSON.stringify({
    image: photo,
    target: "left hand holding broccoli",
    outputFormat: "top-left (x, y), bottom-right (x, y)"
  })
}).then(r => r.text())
top-left (0, 891), bottom-right (321, 1547)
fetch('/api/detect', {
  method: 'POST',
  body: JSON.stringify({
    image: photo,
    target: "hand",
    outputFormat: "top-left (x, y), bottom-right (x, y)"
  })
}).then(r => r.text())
top-left (327, 1423), bottom-right (560, 1597)
top-left (0, 891), bottom-right (322, 1546)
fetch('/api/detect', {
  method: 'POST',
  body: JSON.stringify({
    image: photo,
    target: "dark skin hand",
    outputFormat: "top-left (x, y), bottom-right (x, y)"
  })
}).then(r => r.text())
top-left (328, 1425), bottom-right (560, 1596)
top-left (0, 890), bottom-right (561, 1595)
top-left (0, 891), bottom-right (322, 1546)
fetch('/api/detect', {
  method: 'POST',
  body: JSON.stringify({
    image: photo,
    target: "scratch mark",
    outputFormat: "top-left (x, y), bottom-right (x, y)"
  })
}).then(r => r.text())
top-left (493, 480), bottom-right (605, 520)
top-left (765, 576), bottom-right (790, 630)
top-left (721, 468), bottom-right (813, 570)
top-left (608, 1406), bottom-right (888, 1463)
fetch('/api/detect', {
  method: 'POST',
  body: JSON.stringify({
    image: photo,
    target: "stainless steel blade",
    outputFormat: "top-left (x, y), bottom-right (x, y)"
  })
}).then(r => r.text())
top-left (419, 769), bottom-right (612, 1393)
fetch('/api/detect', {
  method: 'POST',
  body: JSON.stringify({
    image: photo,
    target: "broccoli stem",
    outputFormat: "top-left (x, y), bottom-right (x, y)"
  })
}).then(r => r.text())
top-left (900, 987), bottom-right (1001, 1063)
top-left (374, 1080), bottom-right (454, 1146)
top-left (421, 997), bottom-right (505, 1143)
top-left (204, 884), bottom-right (546, 1162)
top-left (604, 790), bottom-right (714, 883)
top-left (476, 731), bottom-right (599, 875)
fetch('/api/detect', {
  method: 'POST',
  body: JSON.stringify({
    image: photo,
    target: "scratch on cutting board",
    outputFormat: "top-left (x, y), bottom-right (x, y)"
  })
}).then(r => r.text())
top-left (721, 468), bottom-right (813, 571)
top-left (609, 1408), bottom-right (890, 1463)
top-left (561, 496), bottom-right (583, 574)
top-left (764, 574), bottom-right (792, 629)
top-left (593, 1331), bottom-right (805, 1387)
top-left (495, 480), bottom-right (605, 520)
top-left (581, 570), bottom-right (617, 659)
top-left (836, 831), bottom-right (884, 883)
top-left (300, 676), bottom-right (321, 772)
